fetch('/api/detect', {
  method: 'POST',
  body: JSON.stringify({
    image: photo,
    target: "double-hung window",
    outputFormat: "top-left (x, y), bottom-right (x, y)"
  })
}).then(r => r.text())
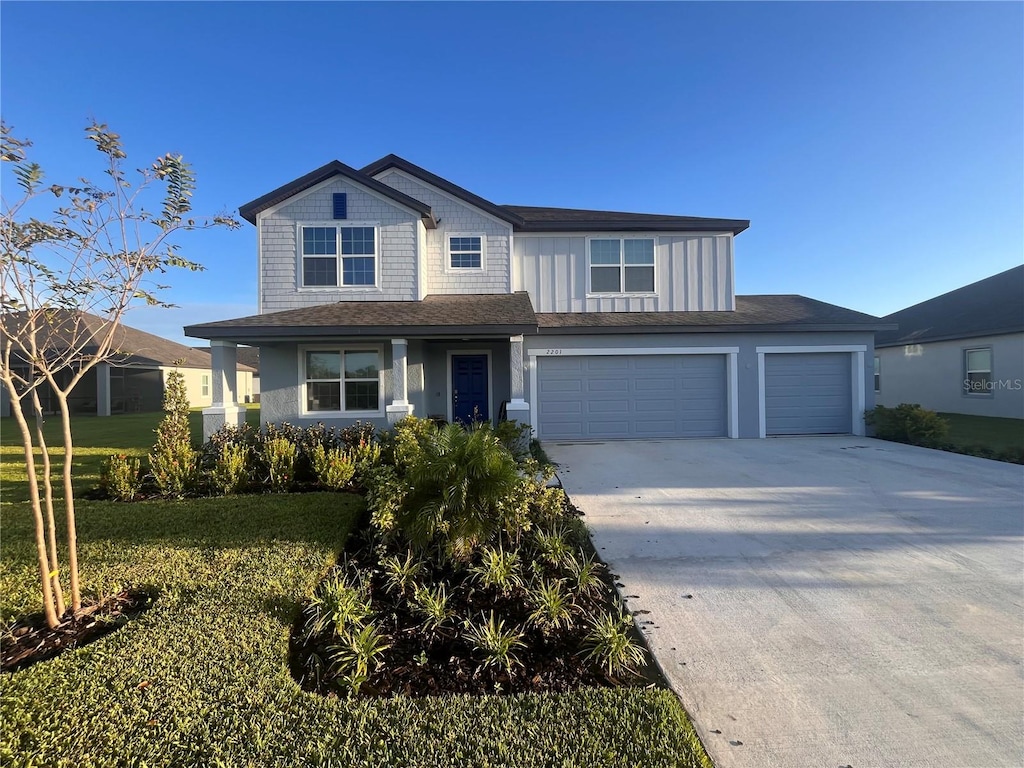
top-left (201, 374), bottom-right (210, 397)
top-left (304, 349), bottom-right (381, 413)
top-left (963, 347), bottom-right (992, 396)
top-left (873, 357), bottom-right (880, 393)
top-left (589, 238), bottom-right (655, 294)
top-left (448, 235), bottom-right (484, 269)
top-left (300, 225), bottom-right (377, 287)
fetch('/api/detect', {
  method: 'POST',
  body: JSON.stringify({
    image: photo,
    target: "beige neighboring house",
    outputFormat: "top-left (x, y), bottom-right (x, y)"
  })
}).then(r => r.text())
top-left (0, 310), bottom-right (255, 417)
top-left (192, 345), bottom-right (261, 403)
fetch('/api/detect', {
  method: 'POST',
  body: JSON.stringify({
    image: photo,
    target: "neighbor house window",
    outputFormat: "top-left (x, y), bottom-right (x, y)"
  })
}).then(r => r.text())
top-left (201, 374), bottom-right (209, 397)
top-left (300, 225), bottom-right (377, 287)
top-left (304, 349), bottom-right (381, 412)
top-left (964, 347), bottom-right (992, 396)
top-left (873, 356), bottom-right (880, 392)
top-left (448, 235), bottom-right (483, 269)
top-left (589, 238), bottom-right (655, 293)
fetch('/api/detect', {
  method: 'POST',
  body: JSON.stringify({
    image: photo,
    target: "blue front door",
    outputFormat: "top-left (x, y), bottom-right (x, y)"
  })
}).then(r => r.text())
top-left (452, 354), bottom-right (489, 424)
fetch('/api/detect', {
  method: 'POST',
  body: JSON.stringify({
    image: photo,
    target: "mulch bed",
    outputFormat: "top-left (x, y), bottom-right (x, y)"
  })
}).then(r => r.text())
top-left (290, 532), bottom-right (666, 698)
top-left (1, 588), bottom-right (156, 674)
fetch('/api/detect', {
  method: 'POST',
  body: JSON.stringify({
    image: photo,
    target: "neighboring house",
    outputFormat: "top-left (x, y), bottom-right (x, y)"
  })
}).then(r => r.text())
top-left (185, 155), bottom-right (889, 440)
top-left (0, 310), bottom-right (255, 417)
top-left (874, 266), bottom-right (1024, 419)
top-left (193, 345), bottom-right (261, 402)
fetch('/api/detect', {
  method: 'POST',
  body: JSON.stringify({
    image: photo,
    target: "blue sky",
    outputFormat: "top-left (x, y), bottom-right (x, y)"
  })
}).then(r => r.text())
top-left (2, 1), bottom-right (1021, 345)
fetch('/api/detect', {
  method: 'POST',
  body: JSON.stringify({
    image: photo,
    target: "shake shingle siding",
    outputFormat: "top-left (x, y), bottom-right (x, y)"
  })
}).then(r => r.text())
top-left (260, 179), bottom-right (420, 312)
top-left (374, 170), bottom-right (512, 295)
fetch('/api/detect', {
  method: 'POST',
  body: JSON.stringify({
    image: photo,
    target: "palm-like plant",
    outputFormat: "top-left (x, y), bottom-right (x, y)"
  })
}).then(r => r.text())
top-left (470, 545), bottom-right (523, 594)
top-left (465, 611), bottom-right (526, 672)
top-left (398, 423), bottom-right (522, 560)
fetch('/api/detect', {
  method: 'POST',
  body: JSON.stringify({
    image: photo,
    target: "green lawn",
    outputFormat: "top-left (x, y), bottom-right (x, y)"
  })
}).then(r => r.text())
top-left (939, 413), bottom-right (1024, 454)
top-left (0, 414), bottom-right (711, 767)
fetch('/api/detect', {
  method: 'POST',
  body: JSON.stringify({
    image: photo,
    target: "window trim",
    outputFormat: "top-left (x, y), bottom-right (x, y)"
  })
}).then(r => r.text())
top-left (296, 221), bottom-right (381, 291)
top-left (585, 236), bottom-right (657, 297)
top-left (445, 232), bottom-right (487, 272)
top-left (298, 344), bottom-right (385, 417)
top-left (963, 346), bottom-right (993, 398)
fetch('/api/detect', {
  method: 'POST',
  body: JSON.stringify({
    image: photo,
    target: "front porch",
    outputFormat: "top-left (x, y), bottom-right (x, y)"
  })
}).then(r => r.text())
top-left (195, 335), bottom-right (531, 439)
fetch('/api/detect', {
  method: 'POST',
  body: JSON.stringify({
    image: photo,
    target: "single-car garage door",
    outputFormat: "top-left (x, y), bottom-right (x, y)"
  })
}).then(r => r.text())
top-left (537, 354), bottom-right (727, 440)
top-left (764, 352), bottom-right (852, 435)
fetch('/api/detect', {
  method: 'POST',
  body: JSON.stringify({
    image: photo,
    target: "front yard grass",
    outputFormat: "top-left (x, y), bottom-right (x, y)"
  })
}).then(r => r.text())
top-left (938, 412), bottom-right (1024, 455)
top-left (0, 414), bottom-right (711, 767)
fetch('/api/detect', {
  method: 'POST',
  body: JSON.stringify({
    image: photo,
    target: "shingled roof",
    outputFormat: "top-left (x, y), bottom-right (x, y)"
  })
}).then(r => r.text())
top-left (537, 295), bottom-right (888, 333)
top-left (875, 265), bottom-right (1024, 348)
top-left (502, 205), bottom-right (749, 234)
top-left (184, 293), bottom-right (539, 339)
top-left (2, 310), bottom-right (256, 371)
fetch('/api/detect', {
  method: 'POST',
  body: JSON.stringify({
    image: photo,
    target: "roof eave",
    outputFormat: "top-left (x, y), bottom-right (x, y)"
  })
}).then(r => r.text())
top-left (875, 326), bottom-right (1024, 349)
top-left (514, 220), bottom-right (750, 235)
top-left (184, 323), bottom-right (538, 340)
top-left (537, 322), bottom-right (893, 335)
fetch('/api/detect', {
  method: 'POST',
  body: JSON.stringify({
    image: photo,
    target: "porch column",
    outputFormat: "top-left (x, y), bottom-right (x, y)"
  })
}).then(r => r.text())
top-left (386, 338), bottom-right (414, 424)
top-left (505, 335), bottom-right (531, 427)
top-left (96, 362), bottom-right (111, 417)
top-left (202, 340), bottom-right (245, 440)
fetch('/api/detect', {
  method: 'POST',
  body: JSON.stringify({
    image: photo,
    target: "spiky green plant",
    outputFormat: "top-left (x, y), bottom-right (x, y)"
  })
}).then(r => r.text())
top-left (413, 583), bottom-right (453, 630)
top-left (465, 611), bottom-right (526, 672)
top-left (262, 436), bottom-right (297, 492)
top-left (210, 442), bottom-right (249, 495)
top-left (310, 443), bottom-right (355, 490)
top-left (528, 579), bottom-right (573, 634)
top-left (329, 622), bottom-right (391, 695)
top-left (381, 550), bottom-right (425, 596)
top-left (471, 545), bottom-right (523, 594)
top-left (532, 524), bottom-right (574, 569)
top-left (565, 551), bottom-right (605, 598)
top-left (580, 610), bottom-right (646, 677)
top-left (304, 568), bottom-right (372, 637)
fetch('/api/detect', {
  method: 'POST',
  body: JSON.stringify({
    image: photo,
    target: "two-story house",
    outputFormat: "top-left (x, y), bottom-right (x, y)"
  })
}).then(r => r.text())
top-left (185, 155), bottom-right (887, 440)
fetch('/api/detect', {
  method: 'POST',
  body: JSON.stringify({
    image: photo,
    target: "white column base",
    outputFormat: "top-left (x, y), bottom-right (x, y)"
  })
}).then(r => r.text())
top-left (385, 402), bottom-right (414, 425)
top-left (202, 405), bottom-right (246, 441)
top-left (504, 400), bottom-right (531, 426)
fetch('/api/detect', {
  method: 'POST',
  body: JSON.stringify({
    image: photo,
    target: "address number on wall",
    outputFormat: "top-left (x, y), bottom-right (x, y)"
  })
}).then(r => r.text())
top-left (544, 349), bottom-right (563, 356)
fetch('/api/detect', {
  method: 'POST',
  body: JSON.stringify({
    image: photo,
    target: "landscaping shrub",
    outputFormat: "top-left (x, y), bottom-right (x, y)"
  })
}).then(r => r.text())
top-left (149, 370), bottom-right (199, 497)
top-left (262, 435), bottom-right (297, 492)
top-left (100, 454), bottom-right (143, 501)
top-left (865, 403), bottom-right (949, 447)
top-left (210, 442), bottom-right (249, 495)
top-left (310, 443), bottom-right (356, 490)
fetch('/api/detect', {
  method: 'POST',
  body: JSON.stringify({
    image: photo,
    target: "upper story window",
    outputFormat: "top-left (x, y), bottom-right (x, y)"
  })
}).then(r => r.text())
top-left (300, 224), bottom-right (377, 288)
top-left (448, 235), bottom-right (484, 269)
top-left (963, 347), bottom-right (992, 396)
top-left (589, 238), bottom-right (655, 294)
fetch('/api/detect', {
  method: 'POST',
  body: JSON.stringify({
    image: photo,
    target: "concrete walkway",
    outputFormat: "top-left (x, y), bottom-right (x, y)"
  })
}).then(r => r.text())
top-left (550, 437), bottom-right (1024, 768)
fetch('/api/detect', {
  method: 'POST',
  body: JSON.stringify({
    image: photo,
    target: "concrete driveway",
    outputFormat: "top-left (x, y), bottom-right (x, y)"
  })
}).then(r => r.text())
top-left (549, 437), bottom-right (1024, 768)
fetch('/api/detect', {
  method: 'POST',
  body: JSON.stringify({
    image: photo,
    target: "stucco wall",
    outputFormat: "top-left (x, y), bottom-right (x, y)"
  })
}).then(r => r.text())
top-left (373, 170), bottom-right (513, 295)
top-left (524, 330), bottom-right (876, 439)
top-left (513, 233), bottom-right (735, 312)
top-left (260, 178), bottom-right (420, 312)
top-left (168, 367), bottom-right (254, 408)
top-left (875, 333), bottom-right (1024, 419)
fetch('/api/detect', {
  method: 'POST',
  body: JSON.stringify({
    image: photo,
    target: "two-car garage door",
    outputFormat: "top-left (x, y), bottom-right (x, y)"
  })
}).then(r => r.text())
top-left (536, 354), bottom-right (727, 440)
top-left (535, 350), bottom-right (857, 440)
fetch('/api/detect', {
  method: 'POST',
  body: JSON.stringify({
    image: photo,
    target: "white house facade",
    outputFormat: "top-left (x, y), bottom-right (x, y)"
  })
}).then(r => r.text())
top-left (186, 155), bottom-right (886, 440)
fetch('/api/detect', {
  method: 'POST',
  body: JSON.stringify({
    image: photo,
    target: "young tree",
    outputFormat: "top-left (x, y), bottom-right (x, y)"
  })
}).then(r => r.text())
top-left (0, 121), bottom-right (239, 627)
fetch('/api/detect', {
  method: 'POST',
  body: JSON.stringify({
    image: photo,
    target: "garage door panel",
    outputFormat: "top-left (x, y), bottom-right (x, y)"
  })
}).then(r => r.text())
top-left (765, 353), bottom-right (852, 436)
top-left (537, 353), bottom-right (727, 440)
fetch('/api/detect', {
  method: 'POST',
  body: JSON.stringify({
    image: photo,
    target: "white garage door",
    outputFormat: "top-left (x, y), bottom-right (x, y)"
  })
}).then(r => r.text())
top-left (764, 352), bottom-right (852, 435)
top-left (537, 354), bottom-right (727, 440)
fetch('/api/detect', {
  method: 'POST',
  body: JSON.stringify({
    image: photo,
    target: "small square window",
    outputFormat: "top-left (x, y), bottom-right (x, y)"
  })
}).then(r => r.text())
top-left (449, 235), bottom-right (483, 269)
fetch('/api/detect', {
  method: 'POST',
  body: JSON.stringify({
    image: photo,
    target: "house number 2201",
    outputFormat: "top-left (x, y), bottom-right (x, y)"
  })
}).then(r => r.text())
top-left (545, 349), bottom-right (563, 356)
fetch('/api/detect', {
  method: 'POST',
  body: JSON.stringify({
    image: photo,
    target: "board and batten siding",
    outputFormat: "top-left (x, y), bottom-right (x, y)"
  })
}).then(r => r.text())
top-left (260, 178), bottom-right (420, 313)
top-left (373, 170), bottom-right (513, 295)
top-left (513, 233), bottom-right (735, 312)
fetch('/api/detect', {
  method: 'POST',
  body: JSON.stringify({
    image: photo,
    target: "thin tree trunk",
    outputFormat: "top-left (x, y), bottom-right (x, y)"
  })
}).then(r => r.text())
top-left (55, 392), bottom-right (82, 612)
top-left (8, 395), bottom-right (60, 628)
top-left (30, 388), bottom-right (66, 617)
